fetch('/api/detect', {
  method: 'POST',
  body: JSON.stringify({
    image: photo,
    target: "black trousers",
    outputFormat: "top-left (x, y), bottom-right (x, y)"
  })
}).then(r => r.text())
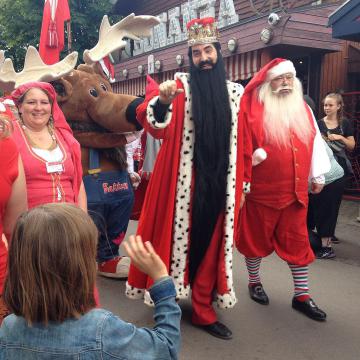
top-left (308, 176), bottom-right (347, 237)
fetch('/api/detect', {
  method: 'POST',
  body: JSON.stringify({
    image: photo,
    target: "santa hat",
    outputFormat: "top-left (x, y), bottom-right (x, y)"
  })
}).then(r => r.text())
top-left (187, 17), bottom-right (220, 46)
top-left (244, 58), bottom-right (296, 95)
top-left (240, 60), bottom-right (295, 138)
top-left (266, 60), bottom-right (296, 81)
top-left (241, 58), bottom-right (296, 166)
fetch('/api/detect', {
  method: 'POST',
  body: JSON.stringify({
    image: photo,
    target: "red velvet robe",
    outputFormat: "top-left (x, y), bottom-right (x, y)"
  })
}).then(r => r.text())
top-left (126, 73), bottom-right (251, 308)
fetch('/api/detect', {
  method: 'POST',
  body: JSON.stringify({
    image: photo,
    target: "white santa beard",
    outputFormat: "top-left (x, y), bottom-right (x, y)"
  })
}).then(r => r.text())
top-left (259, 79), bottom-right (313, 148)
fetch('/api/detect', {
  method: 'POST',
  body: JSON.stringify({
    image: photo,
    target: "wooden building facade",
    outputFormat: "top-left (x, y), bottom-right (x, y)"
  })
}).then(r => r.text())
top-left (112, 0), bottom-right (356, 114)
top-left (328, 0), bottom-right (360, 196)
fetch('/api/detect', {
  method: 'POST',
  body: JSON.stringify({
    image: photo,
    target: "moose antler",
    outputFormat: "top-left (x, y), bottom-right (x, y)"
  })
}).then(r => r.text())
top-left (0, 13), bottom-right (158, 91)
top-left (0, 46), bottom-right (78, 91)
top-left (83, 13), bottom-right (160, 64)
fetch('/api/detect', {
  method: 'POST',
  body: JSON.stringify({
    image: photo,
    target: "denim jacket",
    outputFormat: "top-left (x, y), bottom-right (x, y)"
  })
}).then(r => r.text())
top-left (0, 277), bottom-right (181, 360)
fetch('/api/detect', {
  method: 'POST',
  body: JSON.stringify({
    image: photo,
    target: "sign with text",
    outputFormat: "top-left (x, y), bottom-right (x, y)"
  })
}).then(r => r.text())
top-left (133, 0), bottom-right (239, 56)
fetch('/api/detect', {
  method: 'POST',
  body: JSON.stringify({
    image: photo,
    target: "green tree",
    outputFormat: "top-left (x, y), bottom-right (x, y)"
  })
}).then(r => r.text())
top-left (0, 0), bottom-right (115, 71)
top-left (0, 0), bottom-right (43, 69)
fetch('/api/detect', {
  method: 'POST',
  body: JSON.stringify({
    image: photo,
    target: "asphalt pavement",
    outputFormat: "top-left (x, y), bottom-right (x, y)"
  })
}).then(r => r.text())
top-left (97, 200), bottom-right (360, 360)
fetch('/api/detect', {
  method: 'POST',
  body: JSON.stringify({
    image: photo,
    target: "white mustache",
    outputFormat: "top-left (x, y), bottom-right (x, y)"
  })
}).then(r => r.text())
top-left (272, 86), bottom-right (293, 94)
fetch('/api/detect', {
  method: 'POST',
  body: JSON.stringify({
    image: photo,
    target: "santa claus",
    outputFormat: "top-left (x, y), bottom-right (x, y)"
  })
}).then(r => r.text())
top-left (236, 58), bottom-right (330, 321)
top-left (126, 17), bottom-right (251, 339)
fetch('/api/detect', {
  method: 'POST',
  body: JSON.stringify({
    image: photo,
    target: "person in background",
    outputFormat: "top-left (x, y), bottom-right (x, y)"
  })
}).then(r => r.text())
top-left (87, 130), bottom-right (141, 280)
top-left (0, 109), bottom-right (27, 324)
top-left (125, 131), bottom-right (143, 190)
top-left (308, 140), bottom-right (345, 259)
top-left (316, 93), bottom-right (355, 250)
top-left (0, 203), bottom-right (181, 360)
top-left (9, 82), bottom-right (87, 211)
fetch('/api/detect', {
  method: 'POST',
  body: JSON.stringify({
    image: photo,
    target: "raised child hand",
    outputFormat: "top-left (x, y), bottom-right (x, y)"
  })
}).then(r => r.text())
top-left (124, 235), bottom-right (168, 281)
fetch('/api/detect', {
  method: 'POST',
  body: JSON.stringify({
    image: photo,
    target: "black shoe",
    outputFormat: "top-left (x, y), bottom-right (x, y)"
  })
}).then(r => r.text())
top-left (316, 247), bottom-right (336, 259)
top-left (292, 297), bottom-right (327, 321)
top-left (248, 284), bottom-right (269, 305)
top-left (200, 321), bottom-right (232, 340)
top-left (331, 236), bottom-right (340, 244)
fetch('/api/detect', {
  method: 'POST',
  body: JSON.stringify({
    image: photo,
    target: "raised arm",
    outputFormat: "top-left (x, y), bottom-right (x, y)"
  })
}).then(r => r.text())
top-left (101, 236), bottom-right (181, 360)
top-left (136, 79), bottom-right (184, 140)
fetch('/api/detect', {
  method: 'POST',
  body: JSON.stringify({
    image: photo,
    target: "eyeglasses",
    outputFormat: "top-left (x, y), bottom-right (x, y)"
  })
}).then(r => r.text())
top-left (272, 74), bottom-right (294, 82)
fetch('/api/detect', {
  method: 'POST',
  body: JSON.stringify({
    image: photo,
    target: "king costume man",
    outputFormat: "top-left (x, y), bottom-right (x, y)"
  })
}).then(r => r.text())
top-left (126, 17), bottom-right (251, 340)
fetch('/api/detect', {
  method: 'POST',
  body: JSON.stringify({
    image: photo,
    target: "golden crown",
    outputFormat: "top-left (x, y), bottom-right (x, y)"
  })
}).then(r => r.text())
top-left (187, 17), bottom-right (220, 46)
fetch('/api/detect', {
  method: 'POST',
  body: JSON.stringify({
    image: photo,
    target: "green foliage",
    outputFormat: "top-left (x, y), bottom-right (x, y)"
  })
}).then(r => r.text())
top-left (0, 0), bottom-right (43, 69)
top-left (0, 0), bottom-right (116, 71)
top-left (69, 0), bottom-right (116, 59)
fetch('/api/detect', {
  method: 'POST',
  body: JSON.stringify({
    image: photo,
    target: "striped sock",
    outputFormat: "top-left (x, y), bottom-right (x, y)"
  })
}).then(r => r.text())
top-left (245, 257), bottom-right (262, 285)
top-left (288, 263), bottom-right (310, 301)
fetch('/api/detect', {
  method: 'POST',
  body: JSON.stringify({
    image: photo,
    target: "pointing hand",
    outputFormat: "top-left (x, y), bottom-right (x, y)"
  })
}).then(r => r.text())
top-left (159, 80), bottom-right (184, 105)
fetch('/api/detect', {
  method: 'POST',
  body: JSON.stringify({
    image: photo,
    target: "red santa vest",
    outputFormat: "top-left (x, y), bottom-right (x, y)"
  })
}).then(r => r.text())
top-left (247, 108), bottom-right (315, 209)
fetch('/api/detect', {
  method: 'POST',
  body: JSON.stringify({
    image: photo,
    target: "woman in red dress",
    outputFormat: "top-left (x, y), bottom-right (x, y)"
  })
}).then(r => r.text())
top-left (9, 82), bottom-right (86, 210)
top-left (8, 82), bottom-right (101, 303)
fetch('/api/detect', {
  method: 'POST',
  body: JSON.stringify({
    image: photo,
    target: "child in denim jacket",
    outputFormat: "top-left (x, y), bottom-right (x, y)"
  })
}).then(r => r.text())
top-left (0, 203), bottom-right (181, 360)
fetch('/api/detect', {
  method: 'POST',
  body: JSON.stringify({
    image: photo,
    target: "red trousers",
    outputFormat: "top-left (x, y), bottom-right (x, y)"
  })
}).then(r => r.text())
top-left (191, 214), bottom-right (224, 325)
top-left (237, 200), bottom-right (314, 265)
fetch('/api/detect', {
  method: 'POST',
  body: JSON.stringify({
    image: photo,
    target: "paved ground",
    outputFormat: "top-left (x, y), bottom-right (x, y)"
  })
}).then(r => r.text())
top-left (97, 200), bottom-right (360, 360)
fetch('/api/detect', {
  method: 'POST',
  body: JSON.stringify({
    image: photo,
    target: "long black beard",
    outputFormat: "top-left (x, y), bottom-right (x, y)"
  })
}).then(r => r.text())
top-left (188, 49), bottom-right (232, 284)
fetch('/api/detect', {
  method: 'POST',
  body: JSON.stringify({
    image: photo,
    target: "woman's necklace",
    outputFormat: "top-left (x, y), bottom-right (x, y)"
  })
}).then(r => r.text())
top-left (21, 121), bottom-right (57, 151)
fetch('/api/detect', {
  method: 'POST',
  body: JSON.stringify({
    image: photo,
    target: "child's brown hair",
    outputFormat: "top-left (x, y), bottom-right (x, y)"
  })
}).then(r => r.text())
top-left (4, 203), bottom-right (98, 325)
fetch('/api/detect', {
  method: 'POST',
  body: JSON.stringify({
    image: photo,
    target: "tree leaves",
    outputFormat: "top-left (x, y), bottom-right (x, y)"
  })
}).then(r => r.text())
top-left (0, 0), bottom-right (115, 71)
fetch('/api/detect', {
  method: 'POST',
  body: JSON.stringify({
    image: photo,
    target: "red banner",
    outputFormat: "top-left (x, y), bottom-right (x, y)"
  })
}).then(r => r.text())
top-left (39, 0), bottom-right (71, 64)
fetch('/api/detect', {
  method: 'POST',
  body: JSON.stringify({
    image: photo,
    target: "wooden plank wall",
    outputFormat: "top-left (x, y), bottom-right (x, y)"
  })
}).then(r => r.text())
top-left (235, 0), bottom-right (316, 20)
top-left (280, 5), bottom-right (340, 51)
top-left (136, 1), bottom-right (322, 23)
top-left (319, 40), bottom-right (360, 106)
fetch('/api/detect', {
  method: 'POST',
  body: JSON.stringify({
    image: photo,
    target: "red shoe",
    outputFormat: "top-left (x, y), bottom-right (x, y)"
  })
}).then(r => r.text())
top-left (97, 256), bottom-right (130, 279)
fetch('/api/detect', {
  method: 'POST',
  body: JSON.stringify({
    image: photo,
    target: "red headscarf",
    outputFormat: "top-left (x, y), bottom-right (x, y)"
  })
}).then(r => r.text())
top-left (10, 82), bottom-right (83, 202)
